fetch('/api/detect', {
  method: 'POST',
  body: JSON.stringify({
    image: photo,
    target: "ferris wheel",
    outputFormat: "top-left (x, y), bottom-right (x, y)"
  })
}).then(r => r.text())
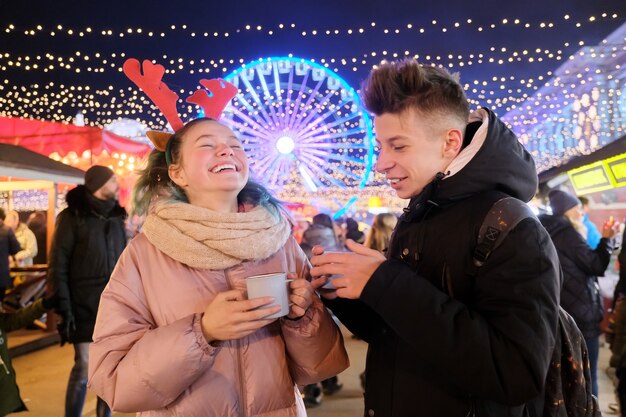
top-left (222, 57), bottom-right (374, 214)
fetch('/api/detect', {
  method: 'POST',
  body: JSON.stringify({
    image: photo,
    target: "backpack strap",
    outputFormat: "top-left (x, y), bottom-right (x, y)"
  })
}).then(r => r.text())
top-left (467, 197), bottom-right (537, 277)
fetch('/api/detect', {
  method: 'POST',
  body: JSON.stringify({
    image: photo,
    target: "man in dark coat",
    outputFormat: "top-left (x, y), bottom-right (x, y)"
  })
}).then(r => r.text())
top-left (0, 208), bottom-right (21, 305)
top-left (310, 59), bottom-right (561, 417)
top-left (539, 189), bottom-right (616, 397)
top-left (48, 165), bottom-right (127, 417)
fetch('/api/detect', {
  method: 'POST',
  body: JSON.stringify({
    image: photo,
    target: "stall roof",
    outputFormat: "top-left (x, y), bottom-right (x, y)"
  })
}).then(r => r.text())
top-left (0, 143), bottom-right (85, 184)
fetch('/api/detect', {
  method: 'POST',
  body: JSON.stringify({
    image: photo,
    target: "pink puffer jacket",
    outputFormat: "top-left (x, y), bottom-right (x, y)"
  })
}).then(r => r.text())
top-left (88, 233), bottom-right (349, 417)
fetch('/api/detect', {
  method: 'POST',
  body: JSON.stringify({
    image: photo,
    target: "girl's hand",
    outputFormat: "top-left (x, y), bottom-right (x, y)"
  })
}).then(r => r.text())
top-left (201, 290), bottom-right (281, 343)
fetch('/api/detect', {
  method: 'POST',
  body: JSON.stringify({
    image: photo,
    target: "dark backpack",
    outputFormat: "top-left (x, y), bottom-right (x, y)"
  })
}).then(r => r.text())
top-left (471, 196), bottom-right (601, 417)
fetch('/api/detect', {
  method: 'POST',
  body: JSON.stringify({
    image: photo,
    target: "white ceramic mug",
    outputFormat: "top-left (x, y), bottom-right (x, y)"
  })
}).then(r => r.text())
top-left (245, 272), bottom-right (292, 319)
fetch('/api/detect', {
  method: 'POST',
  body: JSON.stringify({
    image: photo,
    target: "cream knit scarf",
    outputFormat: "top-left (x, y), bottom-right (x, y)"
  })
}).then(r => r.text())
top-left (142, 201), bottom-right (292, 270)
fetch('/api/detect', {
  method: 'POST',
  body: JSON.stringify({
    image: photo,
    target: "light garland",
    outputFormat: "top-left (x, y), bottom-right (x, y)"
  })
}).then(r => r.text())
top-left (1, 13), bottom-right (619, 41)
top-left (0, 8), bottom-right (625, 216)
top-left (0, 12), bottom-right (621, 112)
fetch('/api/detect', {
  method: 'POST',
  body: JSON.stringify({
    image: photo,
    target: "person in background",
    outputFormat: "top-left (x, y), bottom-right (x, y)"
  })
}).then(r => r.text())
top-left (299, 222), bottom-right (345, 407)
top-left (345, 218), bottom-right (365, 244)
top-left (0, 209), bottom-right (20, 306)
top-left (610, 224), bottom-right (626, 416)
top-left (26, 211), bottom-right (47, 265)
top-left (48, 165), bottom-right (128, 417)
top-left (364, 213), bottom-right (398, 253)
top-left (579, 196), bottom-right (602, 250)
top-left (292, 215), bottom-right (311, 245)
top-left (312, 213), bottom-right (343, 249)
top-left (5, 210), bottom-right (37, 267)
top-left (606, 221), bottom-right (626, 417)
top-left (310, 58), bottom-right (561, 416)
top-left (539, 188), bottom-right (618, 398)
top-left (0, 296), bottom-right (56, 416)
top-left (88, 117), bottom-right (348, 416)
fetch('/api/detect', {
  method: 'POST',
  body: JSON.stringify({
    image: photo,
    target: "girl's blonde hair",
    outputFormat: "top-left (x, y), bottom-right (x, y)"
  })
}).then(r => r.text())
top-left (365, 213), bottom-right (398, 253)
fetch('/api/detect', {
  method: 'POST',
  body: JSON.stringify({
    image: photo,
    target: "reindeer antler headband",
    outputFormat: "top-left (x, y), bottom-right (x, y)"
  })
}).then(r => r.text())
top-left (122, 58), bottom-right (238, 164)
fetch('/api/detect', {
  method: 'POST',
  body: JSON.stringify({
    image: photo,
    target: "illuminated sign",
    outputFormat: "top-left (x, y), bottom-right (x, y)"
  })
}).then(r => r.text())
top-left (568, 152), bottom-right (626, 195)
top-left (605, 154), bottom-right (626, 187)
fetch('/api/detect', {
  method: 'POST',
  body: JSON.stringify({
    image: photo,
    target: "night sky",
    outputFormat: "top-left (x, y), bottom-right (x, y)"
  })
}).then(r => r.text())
top-left (1, 0), bottom-right (625, 127)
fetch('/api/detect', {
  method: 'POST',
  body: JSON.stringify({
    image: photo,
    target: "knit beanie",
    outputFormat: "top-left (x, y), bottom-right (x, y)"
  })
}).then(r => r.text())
top-left (84, 165), bottom-right (114, 193)
top-left (548, 189), bottom-right (580, 215)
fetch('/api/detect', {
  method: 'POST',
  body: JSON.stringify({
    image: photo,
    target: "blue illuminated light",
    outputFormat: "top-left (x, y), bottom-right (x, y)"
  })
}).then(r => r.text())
top-left (220, 56), bottom-right (375, 216)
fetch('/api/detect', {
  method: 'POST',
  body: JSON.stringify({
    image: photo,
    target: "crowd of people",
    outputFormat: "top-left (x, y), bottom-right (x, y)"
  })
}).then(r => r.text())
top-left (2, 57), bottom-right (626, 417)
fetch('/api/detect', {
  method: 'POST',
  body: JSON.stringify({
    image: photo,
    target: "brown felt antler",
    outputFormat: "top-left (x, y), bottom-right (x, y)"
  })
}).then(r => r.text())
top-left (123, 59), bottom-right (184, 132)
top-left (186, 79), bottom-right (238, 119)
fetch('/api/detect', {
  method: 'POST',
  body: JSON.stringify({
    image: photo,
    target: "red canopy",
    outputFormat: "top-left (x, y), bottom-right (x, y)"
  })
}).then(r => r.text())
top-left (0, 116), bottom-right (151, 158)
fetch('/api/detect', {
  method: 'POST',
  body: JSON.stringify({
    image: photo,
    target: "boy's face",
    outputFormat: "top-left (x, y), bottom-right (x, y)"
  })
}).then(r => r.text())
top-left (374, 110), bottom-right (460, 199)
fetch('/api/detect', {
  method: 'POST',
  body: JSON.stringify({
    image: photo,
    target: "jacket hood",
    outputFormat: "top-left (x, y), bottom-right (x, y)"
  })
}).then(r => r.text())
top-left (66, 185), bottom-right (126, 218)
top-left (437, 108), bottom-right (537, 204)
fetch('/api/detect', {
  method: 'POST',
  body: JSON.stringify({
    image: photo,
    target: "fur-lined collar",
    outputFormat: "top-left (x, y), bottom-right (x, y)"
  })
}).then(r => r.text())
top-left (65, 185), bottom-right (127, 219)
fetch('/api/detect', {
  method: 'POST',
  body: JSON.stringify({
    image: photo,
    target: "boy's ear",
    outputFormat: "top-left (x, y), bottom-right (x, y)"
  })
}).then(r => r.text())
top-left (443, 128), bottom-right (463, 158)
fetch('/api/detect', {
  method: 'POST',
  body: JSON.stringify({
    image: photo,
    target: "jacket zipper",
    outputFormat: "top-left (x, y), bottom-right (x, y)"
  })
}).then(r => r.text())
top-left (0, 356), bottom-right (9, 374)
top-left (224, 269), bottom-right (248, 417)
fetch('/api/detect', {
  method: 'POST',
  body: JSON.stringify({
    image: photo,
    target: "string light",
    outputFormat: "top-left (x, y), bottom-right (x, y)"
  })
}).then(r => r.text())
top-left (1, 10), bottom-right (624, 213)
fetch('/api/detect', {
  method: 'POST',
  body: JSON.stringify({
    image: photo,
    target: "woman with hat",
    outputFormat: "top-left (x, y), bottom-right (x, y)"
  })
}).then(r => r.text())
top-left (539, 188), bottom-right (619, 398)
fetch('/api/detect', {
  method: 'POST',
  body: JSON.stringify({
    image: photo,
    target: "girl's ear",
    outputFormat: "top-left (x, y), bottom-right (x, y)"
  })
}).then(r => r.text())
top-left (168, 163), bottom-right (187, 188)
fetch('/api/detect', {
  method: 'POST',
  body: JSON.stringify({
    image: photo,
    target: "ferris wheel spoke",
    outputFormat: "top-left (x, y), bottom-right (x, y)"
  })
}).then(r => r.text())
top-left (290, 78), bottom-right (326, 132)
top-left (240, 76), bottom-right (280, 127)
top-left (272, 62), bottom-right (283, 109)
top-left (300, 149), bottom-right (362, 182)
top-left (301, 98), bottom-right (352, 138)
top-left (298, 115), bottom-right (363, 142)
top-left (225, 121), bottom-right (271, 143)
top-left (256, 70), bottom-right (282, 125)
top-left (299, 155), bottom-right (345, 188)
top-left (245, 148), bottom-right (271, 160)
top-left (225, 111), bottom-right (273, 140)
top-left (233, 95), bottom-right (264, 124)
top-left (237, 133), bottom-right (265, 145)
top-left (299, 141), bottom-right (367, 150)
top-left (299, 128), bottom-right (367, 144)
top-left (290, 89), bottom-right (337, 133)
top-left (299, 152), bottom-right (346, 183)
top-left (298, 163), bottom-right (325, 191)
top-left (264, 155), bottom-right (288, 186)
top-left (317, 168), bottom-right (348, 188)
top-left (252, 153), bottom-right (282, 178)
top-left (233, 96), bottom-right (276, 134)
top-left (286, 71), bottom-right (311, 130)
top-left (301, 148), bottom-right (363, 164)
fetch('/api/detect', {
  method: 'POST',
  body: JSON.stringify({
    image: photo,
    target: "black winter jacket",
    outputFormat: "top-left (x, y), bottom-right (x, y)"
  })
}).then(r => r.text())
top-left (48, 186), bottom-right (127, 343)
top-left (325, 109), bottom-right (561, 417)
top-left (538, 214), bottom-right (610, 339)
